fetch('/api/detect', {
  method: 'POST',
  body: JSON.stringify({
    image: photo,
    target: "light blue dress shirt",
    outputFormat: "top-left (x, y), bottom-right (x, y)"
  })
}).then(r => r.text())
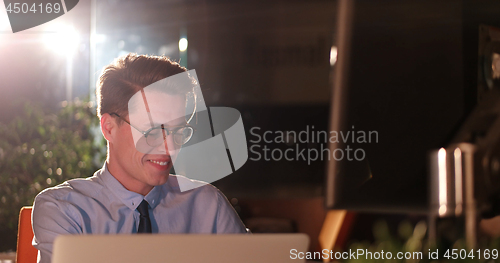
top-left (31, 163), bottom-right (247, 263)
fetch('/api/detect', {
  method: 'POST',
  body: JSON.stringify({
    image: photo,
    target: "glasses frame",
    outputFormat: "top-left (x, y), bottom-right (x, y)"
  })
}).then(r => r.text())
top-left (110, 112), bottom-right (194, 146)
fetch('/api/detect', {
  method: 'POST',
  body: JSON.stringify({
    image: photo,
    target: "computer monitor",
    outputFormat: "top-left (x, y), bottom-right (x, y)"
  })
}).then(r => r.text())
top-left (325, 0), bottom-right (500, 213)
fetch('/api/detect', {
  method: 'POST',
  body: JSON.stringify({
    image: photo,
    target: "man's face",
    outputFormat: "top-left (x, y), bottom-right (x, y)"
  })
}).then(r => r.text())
top-left (110, 92), bottom-right (186, 195)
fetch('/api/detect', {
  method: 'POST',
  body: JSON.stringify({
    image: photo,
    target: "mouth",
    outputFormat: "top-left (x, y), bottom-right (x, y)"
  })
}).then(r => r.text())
top-left (146, 156), bottom-right (172, 170)
top-left (148, 160), bottom-right (169, 166)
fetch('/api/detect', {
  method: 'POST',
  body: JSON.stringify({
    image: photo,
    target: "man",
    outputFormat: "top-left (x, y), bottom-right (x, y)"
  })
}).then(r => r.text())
top-left (31, 53), bottom-right (248, 263)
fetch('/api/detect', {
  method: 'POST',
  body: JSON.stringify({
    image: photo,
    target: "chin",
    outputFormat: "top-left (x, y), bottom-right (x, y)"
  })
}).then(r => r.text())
top-left (150, 173), bottom-right (170, 186)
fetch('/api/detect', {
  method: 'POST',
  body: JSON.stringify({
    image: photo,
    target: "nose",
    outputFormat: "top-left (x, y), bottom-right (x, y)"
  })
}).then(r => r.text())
top-left (154, 126), bottom-right (175, 154)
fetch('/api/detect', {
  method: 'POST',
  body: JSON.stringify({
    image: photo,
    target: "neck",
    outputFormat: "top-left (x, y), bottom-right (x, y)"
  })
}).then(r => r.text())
top-left (106, 158), bottom-right (153, 196)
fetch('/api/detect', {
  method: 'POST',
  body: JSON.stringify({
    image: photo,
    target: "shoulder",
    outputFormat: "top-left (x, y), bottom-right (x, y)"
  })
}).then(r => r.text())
top-left (32, 175), bottom-right (105, 228)
top-left (34, 175), bottom-right (103, 203)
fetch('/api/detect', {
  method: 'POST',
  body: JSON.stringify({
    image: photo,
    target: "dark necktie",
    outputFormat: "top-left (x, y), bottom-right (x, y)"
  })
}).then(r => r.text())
top-left (137, 200), bottom-right (152, 233)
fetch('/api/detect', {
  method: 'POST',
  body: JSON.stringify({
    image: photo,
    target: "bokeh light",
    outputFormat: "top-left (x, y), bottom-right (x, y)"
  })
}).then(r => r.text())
top-left (42, 24), bottom-right (80, 55)
top-left (0, 4), bottom-right (11, 32)
top-left (179, 37), bottom-right (188, 52)
top-left (330, 46), bottom-right (338, 66)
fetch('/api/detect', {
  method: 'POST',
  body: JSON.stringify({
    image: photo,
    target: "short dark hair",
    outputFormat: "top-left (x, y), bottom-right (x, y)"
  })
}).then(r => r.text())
top-left (96, 53), bottom-right (189, 123)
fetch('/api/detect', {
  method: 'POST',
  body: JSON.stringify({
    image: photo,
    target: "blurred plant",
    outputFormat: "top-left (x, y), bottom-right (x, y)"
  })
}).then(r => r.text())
top-left (0, 98), bottom-right (106, 251)
top-left (344, 220), bottom-right (500, 263)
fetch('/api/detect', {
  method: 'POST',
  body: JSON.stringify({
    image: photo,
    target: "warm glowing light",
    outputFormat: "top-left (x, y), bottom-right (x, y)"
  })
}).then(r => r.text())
top-left (454, 148), bottom-right (463, 215)
top-left (0, 4), bottom-right (10, 32)
top-left (438, 148), bottom-right (447, 216)
top-left (43, 25), bottom-right (80, 55)
top-left (439, 205), bottom-right (447, 216)
top-left (0, 19), bottom-right (9, 32)
top-left (179, 38), bottom-right (188, 52)
top-left (330, 46), bottom-right (338, 66)
top-left (94, 34), bottom-right (107, 43)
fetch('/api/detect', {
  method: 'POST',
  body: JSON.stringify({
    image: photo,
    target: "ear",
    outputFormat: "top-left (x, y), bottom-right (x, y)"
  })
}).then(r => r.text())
top-left (100, 113), bottom-right (116, 142)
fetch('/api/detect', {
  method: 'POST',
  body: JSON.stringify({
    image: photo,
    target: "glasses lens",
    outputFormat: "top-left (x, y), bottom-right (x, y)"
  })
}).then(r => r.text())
top-left (174, 127), bottom-right (193, 145)
top-left (145, 126), bottom-right (194, 147)
top-left (146, 127), bottom-right (165, 147)
top-left (135, 135), bottom-right (153, 153)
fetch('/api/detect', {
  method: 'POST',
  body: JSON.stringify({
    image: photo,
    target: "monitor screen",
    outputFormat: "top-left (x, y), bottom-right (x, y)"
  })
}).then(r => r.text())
top-left (326, 0), bottom-right (500, 213)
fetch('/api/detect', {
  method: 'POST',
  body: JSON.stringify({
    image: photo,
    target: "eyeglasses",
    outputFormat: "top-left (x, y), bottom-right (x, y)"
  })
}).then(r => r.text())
top-left (110, 113), bottom-right (194, 146)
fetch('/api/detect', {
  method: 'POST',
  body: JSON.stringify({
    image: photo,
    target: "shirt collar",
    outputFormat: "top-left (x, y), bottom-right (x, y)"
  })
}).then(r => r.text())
top-left (98, 162), bottom-right (163, 210)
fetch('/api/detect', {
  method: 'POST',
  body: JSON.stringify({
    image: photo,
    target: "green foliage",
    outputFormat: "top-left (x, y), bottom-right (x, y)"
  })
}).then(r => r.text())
top-left (0, 99), bottom-right (106, 251)
top-left (345, 220), bottom-right (500, 263)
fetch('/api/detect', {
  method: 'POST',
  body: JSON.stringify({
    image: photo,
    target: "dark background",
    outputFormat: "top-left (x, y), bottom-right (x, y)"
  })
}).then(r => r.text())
top-left (1, 0), bottom-right (500, 211)
top-left (2, 0), bottom-right (500, 253)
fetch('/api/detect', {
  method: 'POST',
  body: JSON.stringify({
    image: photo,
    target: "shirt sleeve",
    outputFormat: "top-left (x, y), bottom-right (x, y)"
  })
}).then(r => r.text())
top-left (32, 192), bottom-right (83, 263)
top-left (214, 189), bottom-right (249, 233)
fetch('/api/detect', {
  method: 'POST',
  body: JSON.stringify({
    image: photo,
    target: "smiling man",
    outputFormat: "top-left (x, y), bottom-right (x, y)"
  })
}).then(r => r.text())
top-left (31, 54), bottom-right (248, 263)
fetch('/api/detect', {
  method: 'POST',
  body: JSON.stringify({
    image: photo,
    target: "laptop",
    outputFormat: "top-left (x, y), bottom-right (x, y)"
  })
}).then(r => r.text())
top-left (52, 234), bottom-right (309, 263)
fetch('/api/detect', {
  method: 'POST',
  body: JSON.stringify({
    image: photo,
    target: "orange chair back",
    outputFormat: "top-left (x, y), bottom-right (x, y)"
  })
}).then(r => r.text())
top-left (16, 206), bottom-right (38, 263)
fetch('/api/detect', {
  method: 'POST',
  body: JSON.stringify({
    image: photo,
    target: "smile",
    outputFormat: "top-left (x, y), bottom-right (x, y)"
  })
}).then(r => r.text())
top-left (149, 160), bottom-right (169, 166)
